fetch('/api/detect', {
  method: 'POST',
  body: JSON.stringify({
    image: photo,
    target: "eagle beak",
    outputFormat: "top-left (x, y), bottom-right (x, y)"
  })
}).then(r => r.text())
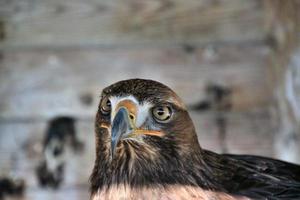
top-left (110, 103), bottom-right (165, 159)
top-left (111, 107), bottom-right (133, 158)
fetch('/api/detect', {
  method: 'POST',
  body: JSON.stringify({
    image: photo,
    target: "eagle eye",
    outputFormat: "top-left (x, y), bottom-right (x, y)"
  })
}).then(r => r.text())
top-left (152, 106), bottom-right (172, 122)
top-left (100, 97), bottom-right (111, 115)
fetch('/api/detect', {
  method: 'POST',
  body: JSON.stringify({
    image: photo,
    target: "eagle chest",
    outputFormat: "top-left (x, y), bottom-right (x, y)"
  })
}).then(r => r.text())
top-left (91, 185), bottom-right (248, 200)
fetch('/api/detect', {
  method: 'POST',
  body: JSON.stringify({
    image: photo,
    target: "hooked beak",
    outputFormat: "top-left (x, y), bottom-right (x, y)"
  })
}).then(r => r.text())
top-left (111, 107), bottom-right (133, 158)
top-left (109, 103), bottom-right (165, 159)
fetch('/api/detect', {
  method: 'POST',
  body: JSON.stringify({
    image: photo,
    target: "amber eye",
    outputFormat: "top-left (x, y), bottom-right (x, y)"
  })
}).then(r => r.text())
top-left (100, 97), bottom-right (111, 115)
top-left (152, 106), bottom-right (172, 122)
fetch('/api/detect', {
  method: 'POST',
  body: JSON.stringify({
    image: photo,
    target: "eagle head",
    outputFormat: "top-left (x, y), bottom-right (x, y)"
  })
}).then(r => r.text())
top-left (90, 79), bottom-right (203, 194)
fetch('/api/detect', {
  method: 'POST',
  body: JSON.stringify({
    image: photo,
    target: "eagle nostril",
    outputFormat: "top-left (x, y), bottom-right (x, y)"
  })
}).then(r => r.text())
top-left (129, 114), bottom-right (134, 120)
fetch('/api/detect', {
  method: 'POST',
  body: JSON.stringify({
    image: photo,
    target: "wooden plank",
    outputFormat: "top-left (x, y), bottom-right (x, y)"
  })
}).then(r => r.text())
top-left (0, 0), bottom-right (266, 49)
top-left (224, 111), bottom-right (275, 156)
top-left (191, 110), bottom-right (275, 156)
top-left (6, 186), bottom-right (89, 200)
top-left (0, 121), bottom-right (95, 188)
top-left (0, 46), bottom-right (271, 120)
top-left (0, 111), bottom-right (274, 182)
top-left (264, 0), bottom-right (300, 163)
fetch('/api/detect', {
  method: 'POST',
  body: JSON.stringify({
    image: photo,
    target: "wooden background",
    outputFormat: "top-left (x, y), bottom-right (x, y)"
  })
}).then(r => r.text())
top-left (0, 0), bottom-right (299, 199)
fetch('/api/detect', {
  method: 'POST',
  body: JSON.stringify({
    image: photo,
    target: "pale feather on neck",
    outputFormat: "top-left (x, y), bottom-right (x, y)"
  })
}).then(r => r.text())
top-left (91, 184), bottom-right (250, 200)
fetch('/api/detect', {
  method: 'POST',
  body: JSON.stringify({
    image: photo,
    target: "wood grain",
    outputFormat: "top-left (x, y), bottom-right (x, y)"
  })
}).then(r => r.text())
top-left (264, 0), bottom-right (300, 163)
top-left (0, 110), bottom-right (274, 186)
top-left (0, 1), bottom-right (282, 199)
top-left (0, 0), bottom-right (265, 49)
top-left (0, 45), bottom-right (271, 120)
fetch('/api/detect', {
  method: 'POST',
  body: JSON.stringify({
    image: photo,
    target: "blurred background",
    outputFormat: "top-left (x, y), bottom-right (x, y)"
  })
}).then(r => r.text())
top-left (0, 0), bottom-right (300, 199)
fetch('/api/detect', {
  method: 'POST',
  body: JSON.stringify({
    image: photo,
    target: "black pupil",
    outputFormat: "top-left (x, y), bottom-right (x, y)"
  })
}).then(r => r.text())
top-left (157, 109), bottom-right (164, 116)
top-left (153, 106), bottom-right (171, 121)
top-left (157, 107), bottom-right (169, 118)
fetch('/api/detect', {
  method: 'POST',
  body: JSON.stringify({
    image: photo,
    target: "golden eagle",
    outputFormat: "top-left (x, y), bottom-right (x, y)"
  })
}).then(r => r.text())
top-left (90, 79), bottom-right (300, 200)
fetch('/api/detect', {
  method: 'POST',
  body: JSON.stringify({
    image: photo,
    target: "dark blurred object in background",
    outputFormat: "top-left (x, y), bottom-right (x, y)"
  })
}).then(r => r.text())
top-left (0, 177), bottom-right (25, 200)
top-left (189, 83), bottom-right (232, 112)
top-left (35, 117), bottom-right (84, 189)
top-left (190, 83), bottom-right (232, 153)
